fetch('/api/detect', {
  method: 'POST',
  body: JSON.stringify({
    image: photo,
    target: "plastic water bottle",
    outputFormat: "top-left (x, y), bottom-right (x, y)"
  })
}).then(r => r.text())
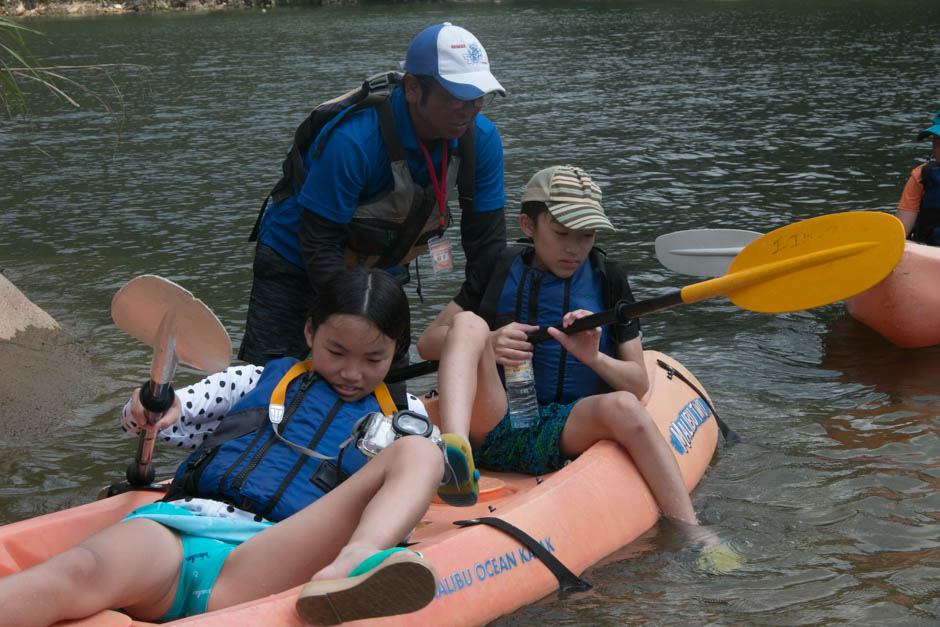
top-left (504, 359), bottom-right (540, 428)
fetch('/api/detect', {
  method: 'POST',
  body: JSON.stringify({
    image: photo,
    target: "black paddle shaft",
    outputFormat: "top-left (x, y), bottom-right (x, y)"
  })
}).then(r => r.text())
top-left (385, 292), bottom-right (685, 383)
top-left (524, 292), bottom-right (684, 343)
top-left (125, 379), bottom-right (176, 486)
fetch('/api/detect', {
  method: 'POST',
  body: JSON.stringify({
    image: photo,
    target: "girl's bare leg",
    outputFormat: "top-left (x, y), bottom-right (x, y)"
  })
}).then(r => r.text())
top-left (0, 518), bottom-right (184, 627)
top-left (559, 391), bottom-right (698, 524)
top-left (437, 311), bottom-right (508, 447)
top-left (209, 435), bottom-right (443, 609)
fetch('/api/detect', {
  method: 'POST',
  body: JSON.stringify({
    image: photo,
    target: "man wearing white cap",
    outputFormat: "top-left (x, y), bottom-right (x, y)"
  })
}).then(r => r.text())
top-left (897, 108), bottom-right (940, 245)
top-left (240, 22), bottom-right (508, 367)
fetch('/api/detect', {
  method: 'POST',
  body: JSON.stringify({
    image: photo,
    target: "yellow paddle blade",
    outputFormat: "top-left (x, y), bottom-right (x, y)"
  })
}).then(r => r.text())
top-left (680, 212), bottom-right (905, 313)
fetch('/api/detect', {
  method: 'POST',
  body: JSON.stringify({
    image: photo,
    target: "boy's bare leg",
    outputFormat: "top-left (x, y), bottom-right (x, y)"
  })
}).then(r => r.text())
top-left (437, 311), bottom-right (508, 447)
top-left (560, 391), bottom-right (698, 524)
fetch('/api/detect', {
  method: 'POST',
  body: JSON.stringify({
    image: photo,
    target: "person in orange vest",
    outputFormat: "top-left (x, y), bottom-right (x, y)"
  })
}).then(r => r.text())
top-left (897, 109), bottom-right (940, 245)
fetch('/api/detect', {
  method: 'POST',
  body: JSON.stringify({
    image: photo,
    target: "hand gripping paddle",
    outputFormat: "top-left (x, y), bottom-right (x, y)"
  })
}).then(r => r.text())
top-left (109, 275), bottom-right (231, 490)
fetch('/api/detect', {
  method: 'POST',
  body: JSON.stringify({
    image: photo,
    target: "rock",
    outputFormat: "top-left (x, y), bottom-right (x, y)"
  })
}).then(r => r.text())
top-left (0, 273), bottom-right (100, 441)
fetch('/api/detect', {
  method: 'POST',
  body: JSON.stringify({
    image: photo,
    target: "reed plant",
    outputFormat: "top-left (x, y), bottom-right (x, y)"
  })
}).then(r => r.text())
top-left (1, 16), bottom-right (140, 125)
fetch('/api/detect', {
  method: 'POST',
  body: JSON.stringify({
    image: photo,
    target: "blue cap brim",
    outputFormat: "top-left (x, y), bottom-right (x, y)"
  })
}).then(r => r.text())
top-left (918, 125), bottom-right (940, 141)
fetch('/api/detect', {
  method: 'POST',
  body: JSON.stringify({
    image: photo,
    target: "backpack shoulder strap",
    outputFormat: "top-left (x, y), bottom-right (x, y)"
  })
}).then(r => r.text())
top-left (312, 74), bottom-right (401, 161)
top-left (456, 124), bottom-right (476, 216)
top-left (477, 241), bottom-right (531, 327)
top-left (591, 247), bottom-right (640, 344)
top-left (370, 96), bottom-right (432, 269)
top-left (590, 246), bottom-right (624, 310)
top-left (249, 72), bottom-right (402, 242)
top-left (921, 158), bottom-right (939, 190)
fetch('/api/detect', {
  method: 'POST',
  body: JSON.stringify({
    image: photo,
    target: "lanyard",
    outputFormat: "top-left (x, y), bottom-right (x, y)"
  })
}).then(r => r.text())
top-left (418, 140), bottom-right (448, 228)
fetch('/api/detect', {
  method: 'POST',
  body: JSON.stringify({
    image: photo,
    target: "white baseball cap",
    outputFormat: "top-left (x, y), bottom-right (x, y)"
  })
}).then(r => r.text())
top-left (403, 22), bottom-right (505, 100)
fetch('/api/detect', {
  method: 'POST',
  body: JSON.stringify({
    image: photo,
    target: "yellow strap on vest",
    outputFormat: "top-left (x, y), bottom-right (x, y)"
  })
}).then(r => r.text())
top-left (269, 360), bottom-right (314, 424)
top-left (268, 360), bottom-right (397, 425)
top-left (373, 382), bottom-right (397, 416)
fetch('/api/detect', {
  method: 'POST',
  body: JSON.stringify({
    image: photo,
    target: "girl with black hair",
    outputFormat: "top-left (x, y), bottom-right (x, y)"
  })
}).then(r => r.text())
top-left (1, 267), bottom-right (443, 626)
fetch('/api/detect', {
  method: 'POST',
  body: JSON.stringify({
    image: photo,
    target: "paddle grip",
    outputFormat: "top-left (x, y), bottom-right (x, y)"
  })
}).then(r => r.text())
top-left (139, 380), bottom-right (176, 415)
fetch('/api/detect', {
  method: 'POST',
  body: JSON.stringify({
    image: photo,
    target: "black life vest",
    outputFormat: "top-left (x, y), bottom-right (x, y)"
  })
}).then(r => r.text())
top-left (910, 158), bottom-right (940, 245)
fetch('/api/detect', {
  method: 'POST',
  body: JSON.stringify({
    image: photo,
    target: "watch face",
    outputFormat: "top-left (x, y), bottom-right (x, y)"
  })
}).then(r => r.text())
top-left (393, 411), bottom-right (432, 438)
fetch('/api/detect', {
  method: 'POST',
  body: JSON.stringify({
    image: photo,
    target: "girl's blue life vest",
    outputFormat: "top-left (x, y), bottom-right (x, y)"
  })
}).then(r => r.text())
top-left (911, 159), bottom-right (940, 245)
top-left (167, 357), bottom-right (397, 522)
top-left (476, 243), bottom-right (639, 406)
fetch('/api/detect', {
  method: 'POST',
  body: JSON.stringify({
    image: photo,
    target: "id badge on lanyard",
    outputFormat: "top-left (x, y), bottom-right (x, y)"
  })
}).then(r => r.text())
top-left (419, 139), bottom-right (455, 275)
top-left (427, 235), bottom-right (454, 274)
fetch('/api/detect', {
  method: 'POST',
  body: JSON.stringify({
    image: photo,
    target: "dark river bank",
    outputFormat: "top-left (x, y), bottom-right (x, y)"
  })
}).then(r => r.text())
top-left (2, 0), bottom-right (326, 19)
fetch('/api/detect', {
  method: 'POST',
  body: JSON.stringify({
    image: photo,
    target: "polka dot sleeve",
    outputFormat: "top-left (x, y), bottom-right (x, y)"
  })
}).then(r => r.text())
top-left (120, 365), bottom-right (265, 449)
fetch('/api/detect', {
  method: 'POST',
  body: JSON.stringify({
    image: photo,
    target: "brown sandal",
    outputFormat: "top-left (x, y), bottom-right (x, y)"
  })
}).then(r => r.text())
top-left (295, 548), bottom-right (437, 625)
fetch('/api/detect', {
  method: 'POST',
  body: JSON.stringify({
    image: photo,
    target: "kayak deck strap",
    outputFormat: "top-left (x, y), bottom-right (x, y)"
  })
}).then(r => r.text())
top-left (453, 517), bottom-right (592, 592)
top-left (656, 359), bottom-right (740, 443)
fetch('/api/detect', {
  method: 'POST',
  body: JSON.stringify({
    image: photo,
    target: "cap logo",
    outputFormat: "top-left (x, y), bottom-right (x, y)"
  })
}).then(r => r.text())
top-left (464, 44), bottom-right (487, 67)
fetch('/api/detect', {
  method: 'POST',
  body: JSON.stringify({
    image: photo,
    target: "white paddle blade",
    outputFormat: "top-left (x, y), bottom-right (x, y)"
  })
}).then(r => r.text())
top-left (111, 275), bottom-right (232, 373)
top-left (655, 228), bottom-right (763, 277)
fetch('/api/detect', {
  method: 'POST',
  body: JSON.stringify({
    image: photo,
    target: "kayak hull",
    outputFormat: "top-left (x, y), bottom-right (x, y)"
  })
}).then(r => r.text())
top-left (0, 351), bottom-right (718, 626)
top-left (844, 241), bottom-right (940, 348)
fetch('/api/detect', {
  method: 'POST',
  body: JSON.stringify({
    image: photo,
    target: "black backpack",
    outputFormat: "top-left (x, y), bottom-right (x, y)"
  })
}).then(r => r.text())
top-left (249, 71), bottom-right (476, 243)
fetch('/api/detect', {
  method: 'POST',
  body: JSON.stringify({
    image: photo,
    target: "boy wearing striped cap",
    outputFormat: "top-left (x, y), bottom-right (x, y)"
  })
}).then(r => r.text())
top-left (418, 165), bottom-right (704, 531)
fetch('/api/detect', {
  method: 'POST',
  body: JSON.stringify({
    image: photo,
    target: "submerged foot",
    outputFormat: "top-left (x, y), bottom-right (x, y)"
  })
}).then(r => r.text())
top-left (696, 540), bottom-right (745, 574)
top-left (686, 526), bottom-right (744, 574)
top-left (671, 521), bottom-right (745, 574)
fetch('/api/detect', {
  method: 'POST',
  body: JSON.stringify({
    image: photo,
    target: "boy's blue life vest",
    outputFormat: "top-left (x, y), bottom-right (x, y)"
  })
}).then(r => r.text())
top-left (168, 357), bottom-right (397, 522)
top-left (911, 159), bottom-right (940, 245)
top-left (476, 243), bottom-right (638, 406)
top-left (249, 72), bottom-right (477, 270)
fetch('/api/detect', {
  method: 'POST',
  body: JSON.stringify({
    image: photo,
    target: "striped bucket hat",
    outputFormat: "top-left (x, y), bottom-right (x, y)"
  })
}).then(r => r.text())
top-left (521, 165), bottom-right (614, 231)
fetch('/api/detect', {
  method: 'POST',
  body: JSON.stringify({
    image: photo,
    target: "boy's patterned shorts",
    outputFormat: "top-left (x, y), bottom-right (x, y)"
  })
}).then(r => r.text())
top-left (473, 400), bottom-right (577, 476)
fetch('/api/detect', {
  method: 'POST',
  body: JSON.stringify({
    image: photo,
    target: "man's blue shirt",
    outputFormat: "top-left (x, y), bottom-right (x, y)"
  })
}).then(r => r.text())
top-left (258, 88), bottom-right (506, 269)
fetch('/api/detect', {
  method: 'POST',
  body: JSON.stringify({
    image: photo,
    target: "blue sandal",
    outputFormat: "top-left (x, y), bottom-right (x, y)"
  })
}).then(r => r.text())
top-left (295, 547), bottom-right (437, 625)
top-left (437, 433), bottom-right (480, 507)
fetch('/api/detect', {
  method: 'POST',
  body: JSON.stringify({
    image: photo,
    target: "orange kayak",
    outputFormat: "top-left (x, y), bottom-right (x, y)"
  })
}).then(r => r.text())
top-left (845, 241), bottom-right (940, 348)
top-left (0, 351), bottom-right (718, 626)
